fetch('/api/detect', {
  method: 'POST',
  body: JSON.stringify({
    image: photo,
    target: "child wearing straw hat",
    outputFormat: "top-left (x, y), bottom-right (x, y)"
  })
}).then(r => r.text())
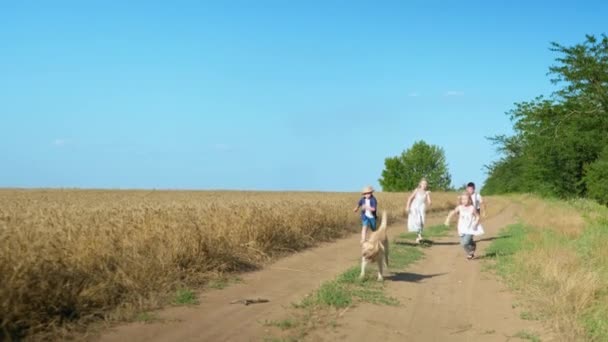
top-left (354, 185), bottom-right (378, 244)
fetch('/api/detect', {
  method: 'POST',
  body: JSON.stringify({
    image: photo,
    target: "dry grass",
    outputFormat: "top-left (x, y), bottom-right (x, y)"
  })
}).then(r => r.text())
top-left (0, 189), bottom-right (455, 339)
top-left (489, 195), bottom-right (608, 341)
top-left (514, 195), bottom-right (585, 237)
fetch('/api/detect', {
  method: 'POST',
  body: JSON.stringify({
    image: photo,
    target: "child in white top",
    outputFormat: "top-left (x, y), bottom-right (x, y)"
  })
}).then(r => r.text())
top-left (444, 193), bottom-right (484, 259)
top-left (406, 178), bottom-right (432, 244)
top-left (466, 182), bottom-right (486, 217)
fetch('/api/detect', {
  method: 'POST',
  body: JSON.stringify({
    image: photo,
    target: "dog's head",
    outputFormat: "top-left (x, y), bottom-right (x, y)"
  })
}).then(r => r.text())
top-left (361, 240), bottom-right (381, 261)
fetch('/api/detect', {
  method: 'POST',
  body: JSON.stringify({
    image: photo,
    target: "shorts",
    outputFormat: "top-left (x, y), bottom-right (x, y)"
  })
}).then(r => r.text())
top-left (362, 216), bottom-right (377, 231)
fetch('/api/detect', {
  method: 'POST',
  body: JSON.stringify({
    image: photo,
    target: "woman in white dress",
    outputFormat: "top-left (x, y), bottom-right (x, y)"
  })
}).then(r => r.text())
top-left (406, 178), bottom-right (432, 244)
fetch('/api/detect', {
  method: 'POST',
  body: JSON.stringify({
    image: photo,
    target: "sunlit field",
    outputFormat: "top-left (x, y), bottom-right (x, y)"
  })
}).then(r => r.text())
top-left (487, 195), bottom-right (608, 341)
top-left (0, 189), bottom-right (456, 339)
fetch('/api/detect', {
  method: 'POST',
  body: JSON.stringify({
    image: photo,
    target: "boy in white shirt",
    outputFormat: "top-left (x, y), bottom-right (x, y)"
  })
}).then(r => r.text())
top-left (466, 182), bottom-right (486, 218)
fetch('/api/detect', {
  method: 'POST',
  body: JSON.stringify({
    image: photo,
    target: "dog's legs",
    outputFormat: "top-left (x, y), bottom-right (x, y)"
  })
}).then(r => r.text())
top-left (376, 254), bottom-right (384, 281)
top-left (360, 257), bottom-right (368, 279)
top-left (384, 242), bottom-right (389, 268)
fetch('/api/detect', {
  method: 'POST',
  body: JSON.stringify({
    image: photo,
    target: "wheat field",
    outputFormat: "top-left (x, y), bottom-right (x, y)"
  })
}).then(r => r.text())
top-left (0, 189), bottom-right (456, 339)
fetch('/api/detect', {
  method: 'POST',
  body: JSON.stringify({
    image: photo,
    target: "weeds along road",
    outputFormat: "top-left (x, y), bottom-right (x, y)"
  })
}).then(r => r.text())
top-left (97, 201), bottom-right (549, 342)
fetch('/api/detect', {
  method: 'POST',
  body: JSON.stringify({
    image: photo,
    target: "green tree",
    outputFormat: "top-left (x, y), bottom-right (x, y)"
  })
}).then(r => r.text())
top-left (484, 34), bottom-right (608, 198)
top-left (379, 140), bottom-right (452, 192)
top-left (584, 146), bottom-right (608, 205)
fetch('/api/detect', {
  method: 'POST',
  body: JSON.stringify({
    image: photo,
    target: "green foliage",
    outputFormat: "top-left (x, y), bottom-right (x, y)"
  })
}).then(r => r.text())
top-left (584, 146), bottom-right (608, 205)
top-left (484, 224), bottom-right (529, 261)
top-left (173, 288), bottom-right (198, 305)
top-left (379, 140), bottom-right (452, 192)
top-left (513, 330), bottom-right (541, 342)
top-left (483, 34), bottom-right (608, 198)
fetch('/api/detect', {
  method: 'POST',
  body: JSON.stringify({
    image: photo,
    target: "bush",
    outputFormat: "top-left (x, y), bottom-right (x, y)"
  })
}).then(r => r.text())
top-left (584, 147), bottom-right (608, 205)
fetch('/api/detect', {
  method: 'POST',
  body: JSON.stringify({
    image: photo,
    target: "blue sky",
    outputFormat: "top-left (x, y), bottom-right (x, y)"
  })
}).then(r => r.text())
top-left (1, 1), bottom-right (606, 191)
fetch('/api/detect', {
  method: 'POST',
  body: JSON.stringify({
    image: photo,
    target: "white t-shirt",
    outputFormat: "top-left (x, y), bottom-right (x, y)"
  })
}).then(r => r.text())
top-left (364, 198), bottom-right (374, 218)
top-left (471, 192), bottom-right (483, 210)
top-left (457, 205), bottom-right (484, 236)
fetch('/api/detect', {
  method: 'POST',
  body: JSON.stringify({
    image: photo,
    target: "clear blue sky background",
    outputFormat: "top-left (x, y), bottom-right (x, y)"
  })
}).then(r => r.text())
top-left (1, 1), bottom-right (607, 191)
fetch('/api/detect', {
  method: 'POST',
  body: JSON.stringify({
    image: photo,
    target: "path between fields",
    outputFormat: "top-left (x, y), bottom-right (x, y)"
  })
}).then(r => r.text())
top-left (97, 203), bottom-right (548, 342)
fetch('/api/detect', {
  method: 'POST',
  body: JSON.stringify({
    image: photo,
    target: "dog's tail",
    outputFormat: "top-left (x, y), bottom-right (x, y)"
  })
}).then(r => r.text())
top-left (379, 211), bottom-right (388, 267)
top-left (377, 211), bottom-right (387, 232)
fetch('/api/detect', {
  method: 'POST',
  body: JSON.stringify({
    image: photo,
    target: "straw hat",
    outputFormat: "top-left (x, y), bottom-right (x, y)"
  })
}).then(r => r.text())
top-left (361, 185), bottom-right (375, 194)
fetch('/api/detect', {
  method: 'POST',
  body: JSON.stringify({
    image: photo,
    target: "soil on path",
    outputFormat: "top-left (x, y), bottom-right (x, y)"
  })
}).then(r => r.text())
top-left (305, 203), bottom-right (549, 342)
top-left (97, 203), bottom-right (548, 342)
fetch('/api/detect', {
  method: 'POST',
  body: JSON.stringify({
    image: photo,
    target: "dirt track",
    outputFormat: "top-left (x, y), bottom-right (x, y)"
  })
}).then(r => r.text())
top-left (97, 202), bottom-right (548, 342)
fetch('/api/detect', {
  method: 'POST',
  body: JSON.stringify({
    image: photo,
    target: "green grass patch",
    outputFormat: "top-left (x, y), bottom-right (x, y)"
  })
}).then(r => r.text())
top-left (482, 223), bottom-right (532, 279)
top-left (296, 240), bottom-right (425, 310)
top-left (390, 241), bottom-right (425, 268)
top-left (206, 275), bottom-right (243, 290)
top-left (400, 224), bottom-right (451, 241)
top-left (173, 288), bottom-right (198, 305)
top-left (484, 224), bottom-right (528, 259)
top-left (264, 318), bottom-right (298, 331)
top-left (513, 330), bottom-right (541, 342)
top-left (298, 266), bottom-right (398, 309)
top-left (582, 298), bottom-right (608, 341)
top-left (134, 312), bottom-right (158, 323)
top-left (486, 217), bottom-right (608, 340)
top-left (263, 337), bottom-right (298, 342)
top-left (520, 311), bottom-right (542, 321)
top-left (268, 238), bottom-right (427, 340)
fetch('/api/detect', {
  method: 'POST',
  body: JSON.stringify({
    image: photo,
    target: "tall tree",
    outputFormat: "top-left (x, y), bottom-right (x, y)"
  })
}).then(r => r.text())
top-left (584, 146), bottom-right (608, 205)
top-left (379, 141), bottom-right (452, 192)
top-left (484, 34), bottom-right (608, 198)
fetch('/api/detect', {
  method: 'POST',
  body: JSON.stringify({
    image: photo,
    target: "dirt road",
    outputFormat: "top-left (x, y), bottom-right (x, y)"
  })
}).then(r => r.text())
top-left (97, 203), bottom-right (548, 342)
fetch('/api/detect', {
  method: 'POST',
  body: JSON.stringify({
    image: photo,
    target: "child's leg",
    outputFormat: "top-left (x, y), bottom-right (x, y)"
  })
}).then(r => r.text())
top-left (369, 217), bottom-right (377, 232)
top-left (360, 225), bottom-right (370, 243)
top-left (459, 235), bottom-right (466, 251)
top-left (460, 235), bottom-right (474, 255)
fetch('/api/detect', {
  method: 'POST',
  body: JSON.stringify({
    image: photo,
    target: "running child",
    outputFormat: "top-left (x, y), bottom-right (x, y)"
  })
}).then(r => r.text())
top-left (354, 186), bottom-right (378, 244)
top-left (406, 178), bottom-right (432, 244)
top-left (444, 193), bottom-right (484, 260)
top-left (466, 182), bottom-right (486, 217)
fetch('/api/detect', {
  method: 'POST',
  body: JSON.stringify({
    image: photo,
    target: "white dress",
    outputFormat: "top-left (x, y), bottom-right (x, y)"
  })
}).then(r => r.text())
top-left (407, 190), bottom-right (428, 233)
top-left (457, 205), bottom-right (485, 236)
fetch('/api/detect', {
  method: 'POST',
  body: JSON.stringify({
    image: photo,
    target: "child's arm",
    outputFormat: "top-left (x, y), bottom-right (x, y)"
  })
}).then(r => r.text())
top-left (444, 206), bottom-right (459, 226)
top-left (354, 198), bottom-right (363, 212)
top-left (405, 191), bottom-right (415, 212)
top-left (472, 209), bottom-right (480, 228)
top-left (481, 197), bottom-right (487, 218)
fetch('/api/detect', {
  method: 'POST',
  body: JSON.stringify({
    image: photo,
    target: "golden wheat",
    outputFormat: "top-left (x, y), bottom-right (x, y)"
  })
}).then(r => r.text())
top-left (0, 189), bottom-right (455, 339)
